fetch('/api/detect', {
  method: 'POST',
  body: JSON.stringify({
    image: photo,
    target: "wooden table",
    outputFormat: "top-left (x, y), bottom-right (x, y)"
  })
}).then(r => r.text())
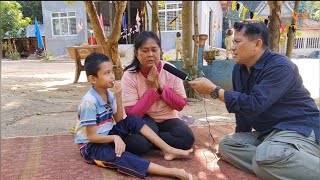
top-left (66, 45), bottom-right (102, 83)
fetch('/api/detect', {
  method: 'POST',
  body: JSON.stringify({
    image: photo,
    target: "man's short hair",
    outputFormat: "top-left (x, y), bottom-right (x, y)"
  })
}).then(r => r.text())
top-left (84, 52), bottom-right (110, 77)
top-left (233, 20), bottom-right (269, 48)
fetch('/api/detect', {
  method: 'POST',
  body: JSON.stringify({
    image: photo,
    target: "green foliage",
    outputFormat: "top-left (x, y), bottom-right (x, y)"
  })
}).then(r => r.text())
top-left (295, 31), bottom-right (302, 37)
top-left (159, 1), bottom-right (165, 8)
top-left (1, 1), bottom-right (31, 39)
top-left (18, 1), bottom-right (43, 23)
top-left (39, 51), bottom-right (54, 61)
top-left (66, 1), bottom-right (77, 6)
top-left (163, 55), bottom-right (172, 61)
top-left (305, 1), bottom-right (320, 20)
top-left (8, 52), bottom-right (21, 60)
top-left (279, 26), bottom-right (303, 46)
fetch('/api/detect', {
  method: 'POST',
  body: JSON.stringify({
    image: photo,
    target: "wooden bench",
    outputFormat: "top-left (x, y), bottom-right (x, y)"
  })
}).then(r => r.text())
top-left (66, 45), bottom-right (103, 83)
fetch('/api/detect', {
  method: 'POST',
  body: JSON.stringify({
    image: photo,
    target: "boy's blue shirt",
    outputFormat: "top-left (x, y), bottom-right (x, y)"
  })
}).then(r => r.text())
top-left (75, 86), bottom-right (117, 144)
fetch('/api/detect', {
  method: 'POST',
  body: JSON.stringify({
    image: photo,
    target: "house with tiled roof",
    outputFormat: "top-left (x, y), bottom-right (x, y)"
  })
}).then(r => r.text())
top-left (256, 1), bottom-right (320, 57)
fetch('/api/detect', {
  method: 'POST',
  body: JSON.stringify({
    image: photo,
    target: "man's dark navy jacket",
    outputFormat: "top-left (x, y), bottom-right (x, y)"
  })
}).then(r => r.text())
top-left (224, 48), bottom-right (320, 144)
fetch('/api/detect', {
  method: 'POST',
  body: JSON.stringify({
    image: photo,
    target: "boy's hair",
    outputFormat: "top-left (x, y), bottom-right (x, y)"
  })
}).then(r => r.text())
top-left (233, 20), bottom-right (269, 48)
top-left (176, 32), bottom-right (181, 37)
top-left (84, 52), bottom-right (110, 77)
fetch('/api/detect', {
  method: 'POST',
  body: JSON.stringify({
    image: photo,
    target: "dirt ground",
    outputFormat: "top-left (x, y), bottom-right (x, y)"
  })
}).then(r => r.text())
top-left (1, 58), bottom-right (319, 138)
top-left (1, 59), bottom-right (234, 138)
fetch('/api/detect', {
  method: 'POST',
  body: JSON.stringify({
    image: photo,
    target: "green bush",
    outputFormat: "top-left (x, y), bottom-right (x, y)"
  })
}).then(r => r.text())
top-left (39, 51), bottom-right (53, 61)
top-left (9, 52), bottom-right (21, 60)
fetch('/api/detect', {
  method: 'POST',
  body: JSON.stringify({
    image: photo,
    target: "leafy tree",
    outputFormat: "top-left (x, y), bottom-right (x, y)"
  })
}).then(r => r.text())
top-left (305, 1), bottom-right (320, 20)
top-left (1, 1), bottom-right (31, 39)
top-left (18, 1), bottom-right (43, 23)
top-left (1, 1), bottom-right (31, 56)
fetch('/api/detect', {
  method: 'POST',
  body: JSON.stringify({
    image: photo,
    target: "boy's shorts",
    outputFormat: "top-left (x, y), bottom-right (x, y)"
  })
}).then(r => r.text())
top-left (78, 115), bottom-right (150, 178)
top-left (80, 143), bottom-right (150, 179)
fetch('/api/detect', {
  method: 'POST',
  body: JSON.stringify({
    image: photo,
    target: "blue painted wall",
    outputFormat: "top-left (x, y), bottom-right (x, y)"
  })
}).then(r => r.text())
top-left (169, 60), bottom-right (235, 90)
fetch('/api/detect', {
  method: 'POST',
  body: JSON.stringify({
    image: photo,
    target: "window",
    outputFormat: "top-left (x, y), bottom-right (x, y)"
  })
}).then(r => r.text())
top-left (158, 2), bottom-right (182, 31)
top-left (51, 12), bottom-right (77, 36)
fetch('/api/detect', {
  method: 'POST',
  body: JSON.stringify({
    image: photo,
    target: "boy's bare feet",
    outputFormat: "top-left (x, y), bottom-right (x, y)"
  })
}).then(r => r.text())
top-left (164, 148), bottom-right (193, 161)
top-left (174, 169), bottom-right (193, 180)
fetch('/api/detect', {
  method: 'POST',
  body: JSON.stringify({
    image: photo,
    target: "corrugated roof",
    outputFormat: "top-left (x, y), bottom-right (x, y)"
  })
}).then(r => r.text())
top-left (281, 17), bottom-right (320, 29)
top-left (26, 24), bottom-right (45, 38)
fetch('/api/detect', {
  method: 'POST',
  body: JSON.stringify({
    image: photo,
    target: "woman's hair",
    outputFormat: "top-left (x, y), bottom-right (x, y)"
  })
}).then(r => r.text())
top-left (84, 52), bottom-right (110, 77)
top-left (123, 31), bottom-right (161, 72)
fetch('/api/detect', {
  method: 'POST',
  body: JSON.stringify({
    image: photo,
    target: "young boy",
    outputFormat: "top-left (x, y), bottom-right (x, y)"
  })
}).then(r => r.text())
top-left (175, 32), bottom-right (182, 60)
top-left (224, 29), bottom-right (233, 59)
top-left (74, 52), bottom-right (193, 180)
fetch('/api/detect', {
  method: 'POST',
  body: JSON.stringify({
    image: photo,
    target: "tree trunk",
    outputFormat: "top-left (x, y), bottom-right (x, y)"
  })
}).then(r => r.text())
top-left (267, 1), bottom-right (282, 52)
top-left (286, 1), bottom-right (300, 58)
top-left (182, 2), bottom-right (194, 98)
top-left (141, 1), bottom-right (146, 31)
top-left (108, 2), bottom-right (113, 35)
top-left (182, 2), bottom-right (192, 70)
top-left (157, 11), bottom-right (161, 43)
top-left (193, 1), bottom-right (199, 69)
top-left (84, 1), bottom-right (127, 80)
top-left (127, 2), bottom-right (131, 44)
top-left (7, 39), bottom-right (13, 54)
top-left (144, 1), bottom-right (149, 31)
top-left (84, 1), bottom-right (106, 48)
top-left (151, 1), bottom-right (158, 34)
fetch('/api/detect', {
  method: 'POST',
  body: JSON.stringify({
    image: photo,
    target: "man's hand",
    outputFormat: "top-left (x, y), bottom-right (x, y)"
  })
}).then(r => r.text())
top-left (113, 135), bottom-right (126, 157)
top-left (188, 77), bottom-right (216, 94)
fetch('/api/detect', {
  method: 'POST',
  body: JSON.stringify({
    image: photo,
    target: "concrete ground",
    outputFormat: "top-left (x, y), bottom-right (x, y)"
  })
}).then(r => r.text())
top-left (1, 58), bottom-right (319, 138)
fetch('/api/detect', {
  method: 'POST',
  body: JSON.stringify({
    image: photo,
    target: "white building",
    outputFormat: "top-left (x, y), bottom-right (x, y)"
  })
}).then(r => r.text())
top-left (146, 1), bottom-right (223, 51)
top-left (41, 1), bottom-right (223, 58)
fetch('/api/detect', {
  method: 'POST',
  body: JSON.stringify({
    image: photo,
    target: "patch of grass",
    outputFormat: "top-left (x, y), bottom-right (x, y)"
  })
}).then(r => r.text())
top-left (8, 52), bottom-right (21, 60)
